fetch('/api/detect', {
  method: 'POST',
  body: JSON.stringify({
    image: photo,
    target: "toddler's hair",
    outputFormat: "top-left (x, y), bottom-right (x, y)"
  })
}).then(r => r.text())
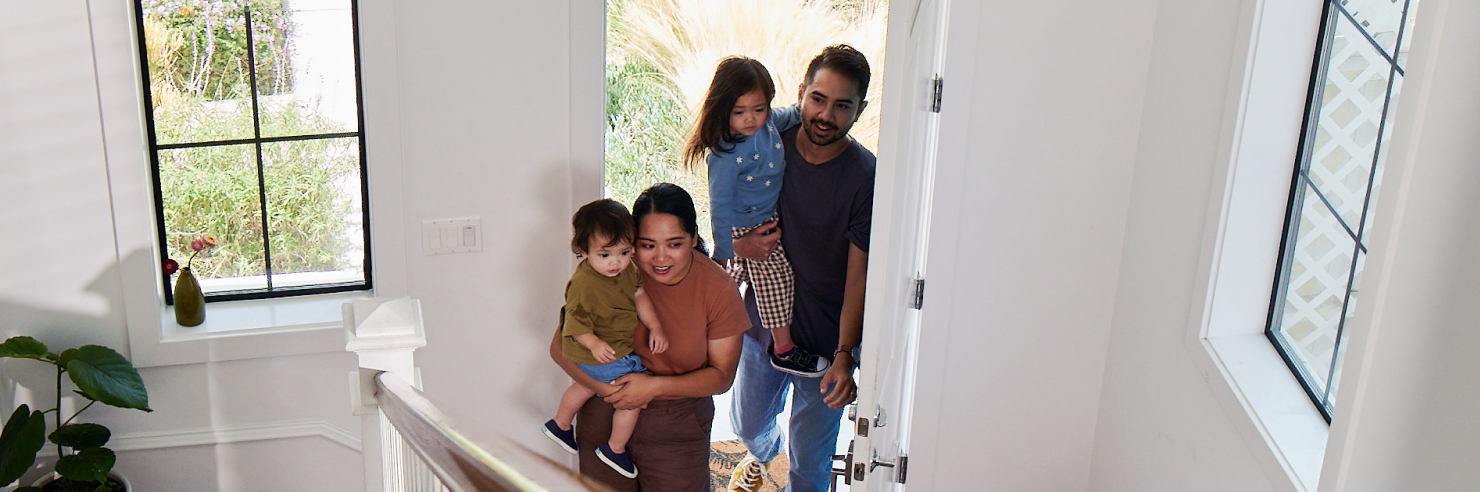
top-left (682, 56), bottom-right (776, 171)
top-left (571, 199), bottom-right (636, 255)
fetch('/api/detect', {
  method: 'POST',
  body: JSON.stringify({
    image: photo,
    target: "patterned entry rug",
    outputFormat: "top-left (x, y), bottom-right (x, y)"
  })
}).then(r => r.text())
top-left (710, 439), bottom-right (789, 491)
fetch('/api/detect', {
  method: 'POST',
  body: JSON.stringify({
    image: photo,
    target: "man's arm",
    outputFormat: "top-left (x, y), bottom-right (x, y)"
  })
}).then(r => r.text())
top-left (605, 334), bottom-right (743, 410)
top-left (549, 325), bottom-right (622, 396)
top-left (822, 243), bottom-right (867, 408)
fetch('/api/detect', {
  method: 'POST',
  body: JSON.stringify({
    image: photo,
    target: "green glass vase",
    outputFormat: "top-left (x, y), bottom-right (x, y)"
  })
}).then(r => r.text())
top-left (174, 267), bottom-right (205, 327)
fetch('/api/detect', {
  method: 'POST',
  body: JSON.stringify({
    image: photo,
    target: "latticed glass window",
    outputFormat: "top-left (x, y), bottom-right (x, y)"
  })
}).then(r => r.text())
top-left (1268, 0), bottom-right (1418, 420)
top-left (135, 0), bottom-right (370, 302)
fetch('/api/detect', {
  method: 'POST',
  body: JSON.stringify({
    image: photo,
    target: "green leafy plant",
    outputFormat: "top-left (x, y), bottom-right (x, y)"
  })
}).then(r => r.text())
top-left (0, 337), bottom-right (151, 492)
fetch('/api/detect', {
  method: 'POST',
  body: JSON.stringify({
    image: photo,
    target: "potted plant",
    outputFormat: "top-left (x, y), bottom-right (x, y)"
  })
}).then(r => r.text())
top-left (0, 336), bottom-right (151, 491)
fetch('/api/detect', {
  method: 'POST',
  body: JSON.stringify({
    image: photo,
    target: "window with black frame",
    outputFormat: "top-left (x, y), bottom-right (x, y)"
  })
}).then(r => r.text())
top-left (1268, 0), bottom-right (1418, 421)
top-left (135, 0), bottom-right (370, 303)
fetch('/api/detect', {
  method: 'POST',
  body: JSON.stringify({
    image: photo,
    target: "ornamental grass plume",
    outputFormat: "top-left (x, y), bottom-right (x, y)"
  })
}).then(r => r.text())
top-left (608, 0), bottom-right (888, 151)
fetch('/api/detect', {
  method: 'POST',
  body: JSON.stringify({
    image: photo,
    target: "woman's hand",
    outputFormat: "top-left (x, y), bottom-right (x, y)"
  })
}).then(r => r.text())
top-left (605, 372), bottom-right (661, 410)
top-left (821, 353), bottom-right (857, 409)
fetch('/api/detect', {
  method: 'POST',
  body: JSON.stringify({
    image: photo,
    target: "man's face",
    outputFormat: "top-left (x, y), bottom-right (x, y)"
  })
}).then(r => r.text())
top-left (798, 67), bottom-right (868, 148)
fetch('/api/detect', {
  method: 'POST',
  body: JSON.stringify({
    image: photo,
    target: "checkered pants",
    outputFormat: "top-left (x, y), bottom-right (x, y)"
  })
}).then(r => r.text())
top-left (728, 216), bottom-right (795, 331)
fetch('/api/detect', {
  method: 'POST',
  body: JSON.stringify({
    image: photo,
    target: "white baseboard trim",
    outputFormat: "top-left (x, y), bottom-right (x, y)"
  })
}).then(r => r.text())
top-left (105, 420), bottom-right (361, 453)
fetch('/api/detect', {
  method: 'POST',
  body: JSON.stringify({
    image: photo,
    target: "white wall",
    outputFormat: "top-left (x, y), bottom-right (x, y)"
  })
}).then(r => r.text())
top-left (1, 0), bottom-right (581, 488)
top-left (1084, 0), bottom-right (1287, 489)
top-left (904, 0), bottom-right (1157, 490)
top-left (1319, 1), bottom-right (1480, 489)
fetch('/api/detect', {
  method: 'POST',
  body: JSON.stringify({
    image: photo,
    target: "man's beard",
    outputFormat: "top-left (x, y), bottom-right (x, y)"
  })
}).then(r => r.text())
top-left (803, 117), bottom-right (850, 147)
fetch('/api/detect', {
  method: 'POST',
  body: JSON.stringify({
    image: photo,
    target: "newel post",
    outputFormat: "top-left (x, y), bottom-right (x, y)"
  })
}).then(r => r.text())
top-left (345, 297), bottom-right (425, 492)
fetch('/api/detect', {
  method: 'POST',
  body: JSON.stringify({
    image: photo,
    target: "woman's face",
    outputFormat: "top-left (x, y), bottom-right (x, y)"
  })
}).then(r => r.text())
top-left (634, 212), bottom-right (697, 286)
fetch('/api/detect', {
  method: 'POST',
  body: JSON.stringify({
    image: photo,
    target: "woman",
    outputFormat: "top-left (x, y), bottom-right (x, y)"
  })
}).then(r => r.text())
top-left (550, 183), bottom-right (751, 490)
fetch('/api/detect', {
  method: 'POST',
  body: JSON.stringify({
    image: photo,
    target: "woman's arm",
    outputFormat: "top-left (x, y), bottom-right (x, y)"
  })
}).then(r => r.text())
top-left (549, 325), bottom-right (623, 395)
top-left (605, 334), bottom-right (743, 410)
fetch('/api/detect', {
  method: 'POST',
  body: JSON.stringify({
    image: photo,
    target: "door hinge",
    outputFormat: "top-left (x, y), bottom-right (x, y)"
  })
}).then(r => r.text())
top-left (911, 277), bottom-right (925, 310)
top-left (897, 455), bottom-right (909, 484)
top-left (929, 75), bottom-right (943, 113)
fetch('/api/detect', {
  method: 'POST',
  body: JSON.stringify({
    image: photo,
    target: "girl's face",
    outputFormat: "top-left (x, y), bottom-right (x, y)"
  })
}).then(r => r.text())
top-left (729, 89), bottom-right (769, 137)
top-left (584, 234), bottom-right (634, 277)
top-left (634, 212), bottom-right (697, 286)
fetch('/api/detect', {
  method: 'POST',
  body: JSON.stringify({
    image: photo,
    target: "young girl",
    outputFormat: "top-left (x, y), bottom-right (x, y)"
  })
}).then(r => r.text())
top-left (683, 56), bottom-right (828, 378)
top-left (543, 198), bottom-right (668, 479)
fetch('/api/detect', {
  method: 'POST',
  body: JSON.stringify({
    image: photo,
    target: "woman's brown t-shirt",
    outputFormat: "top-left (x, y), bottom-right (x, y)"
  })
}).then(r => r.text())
top-left (631, 255), bottom-right (751, 376)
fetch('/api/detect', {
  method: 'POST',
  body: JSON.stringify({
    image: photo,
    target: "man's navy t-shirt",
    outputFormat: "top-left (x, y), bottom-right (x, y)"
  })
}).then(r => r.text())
top-left (746, 126), bottom-right (876, 358)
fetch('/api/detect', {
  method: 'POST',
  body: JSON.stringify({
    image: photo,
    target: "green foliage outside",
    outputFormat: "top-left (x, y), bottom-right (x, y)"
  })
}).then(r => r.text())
top-left (603, 60), bottom-right (715, 244)
top-left (143, 0), bottom-right (359, 280)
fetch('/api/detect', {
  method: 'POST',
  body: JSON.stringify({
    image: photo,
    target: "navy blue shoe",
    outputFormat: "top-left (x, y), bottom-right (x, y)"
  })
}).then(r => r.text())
top-left (542, 420), bottom-right (577, 454)
top-left (597, 443), bottom-right (638, 478)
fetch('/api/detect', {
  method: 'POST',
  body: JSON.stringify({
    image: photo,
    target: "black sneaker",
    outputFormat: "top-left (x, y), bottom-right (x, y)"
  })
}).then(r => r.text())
top-left (542, 419), bottom-right (577, 454)
top-left (597, 443), bottom-right (638, 478)
top-left (770, 345), bottom-right (830, 377)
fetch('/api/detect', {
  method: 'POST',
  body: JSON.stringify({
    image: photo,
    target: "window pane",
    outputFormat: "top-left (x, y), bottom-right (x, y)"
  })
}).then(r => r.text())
top-left (158, 144), bottom-right (268, 294)
top-left (255, 0), bottom-right (361, 138)
top-left (1307, 13), bottom-right (1392, 228)
top-left (141, 0), bottom-right (259, 144)
top-left (1361, 73), bottom-right (1403, 238)
top-left (262, 137), bottom-right (365, 287)
top-left (1394, 1), bottom-right (1420, 67)
top-left (1326, 250), bottom-right (1366, 408)
top-left (1339, 0), bottom-right (1413, 59)
top-left (1274, 183), bottom-right (1359, 395)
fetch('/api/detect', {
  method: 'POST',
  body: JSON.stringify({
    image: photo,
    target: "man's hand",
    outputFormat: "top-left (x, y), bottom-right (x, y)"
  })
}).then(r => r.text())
top-left (605, 372), bottom-right (660, 410)
top-left (732, 220), bottom-right (781, 260)
top-left (821, 354), bottom-right (857, 409)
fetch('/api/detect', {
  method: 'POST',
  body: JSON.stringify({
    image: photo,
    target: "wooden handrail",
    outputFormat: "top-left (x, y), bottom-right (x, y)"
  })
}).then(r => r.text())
top-left (372, 372), bottom-right (615, 492)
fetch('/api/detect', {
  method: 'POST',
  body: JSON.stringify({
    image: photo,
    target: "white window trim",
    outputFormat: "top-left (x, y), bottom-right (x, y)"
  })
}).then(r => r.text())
top-left (1187, 0), bottom-right (1335, 491)
top-left (93, 0), bottom-right (407, 368)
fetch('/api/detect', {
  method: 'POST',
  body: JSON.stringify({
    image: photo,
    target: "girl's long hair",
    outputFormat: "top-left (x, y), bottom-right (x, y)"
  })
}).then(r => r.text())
top-left (682, 56), bottom-right (776, 171)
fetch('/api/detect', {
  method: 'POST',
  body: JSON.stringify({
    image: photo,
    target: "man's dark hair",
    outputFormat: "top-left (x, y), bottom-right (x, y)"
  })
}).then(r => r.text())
top-left (571, 198), bottom-right (635, 255)
top-left (804, 44), bottom-right (871, 101)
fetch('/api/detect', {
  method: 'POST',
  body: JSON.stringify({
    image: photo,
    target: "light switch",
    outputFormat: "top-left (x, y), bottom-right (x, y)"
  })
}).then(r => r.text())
top-left (422, 217), bottom-right (483, 255)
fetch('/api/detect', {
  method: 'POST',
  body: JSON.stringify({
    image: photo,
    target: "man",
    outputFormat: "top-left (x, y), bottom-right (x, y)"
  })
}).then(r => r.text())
top-left (728, 44), bottom-right (875, 492)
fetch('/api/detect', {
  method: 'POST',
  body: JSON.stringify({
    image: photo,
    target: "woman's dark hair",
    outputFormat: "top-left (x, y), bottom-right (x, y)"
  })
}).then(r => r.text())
top-left (683, 56), bottom-right (776, 171)
top-left (805, 44), bottom-right (871, 101)
top-left (632, 183), bottom-right (707, 255)
top-left (570, 198), bottom-right (635, 255)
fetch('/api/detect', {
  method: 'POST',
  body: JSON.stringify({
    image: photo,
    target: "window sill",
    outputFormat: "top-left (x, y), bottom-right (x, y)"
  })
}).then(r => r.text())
top-left (1196, 333), bottom-right (1329, 492)
top-left (133, 291), bottom-right (371, 368)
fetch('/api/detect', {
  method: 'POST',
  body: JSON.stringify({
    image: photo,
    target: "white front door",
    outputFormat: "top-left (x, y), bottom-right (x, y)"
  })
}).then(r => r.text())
top-left (851, 0), bottom-right (951, 489)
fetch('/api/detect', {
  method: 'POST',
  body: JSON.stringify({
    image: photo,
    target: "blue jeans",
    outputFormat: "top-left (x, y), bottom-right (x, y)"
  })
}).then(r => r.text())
top-left (578, 354), bottom-right (646, 385)
top-left (731, 333), bottom-right (845, 492)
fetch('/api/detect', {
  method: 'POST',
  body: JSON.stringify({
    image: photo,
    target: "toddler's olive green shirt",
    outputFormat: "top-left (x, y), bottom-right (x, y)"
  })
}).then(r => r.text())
top-left (560, 259), bottom-right (642, 365)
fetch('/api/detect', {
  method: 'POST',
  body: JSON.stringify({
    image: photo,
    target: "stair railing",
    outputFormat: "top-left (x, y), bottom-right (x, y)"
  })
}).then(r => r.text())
top-left (346, 297), bottom-right (613, 492)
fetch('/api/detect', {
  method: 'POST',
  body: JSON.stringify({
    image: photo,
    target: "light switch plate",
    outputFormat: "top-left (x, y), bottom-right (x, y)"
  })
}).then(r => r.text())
top-left (422, 217), bottom-right (482, 255)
